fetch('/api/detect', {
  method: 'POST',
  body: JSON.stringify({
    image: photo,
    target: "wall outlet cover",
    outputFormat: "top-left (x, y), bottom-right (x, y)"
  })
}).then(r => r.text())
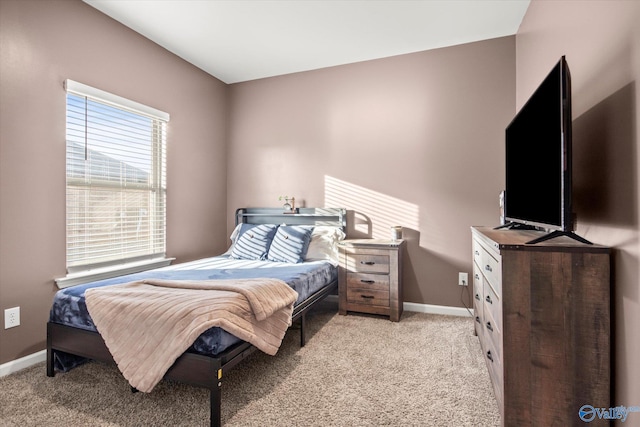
top-left (458, 272), bottom-right (469, 286)
top-left (4, 307), bottom-right (20, 329)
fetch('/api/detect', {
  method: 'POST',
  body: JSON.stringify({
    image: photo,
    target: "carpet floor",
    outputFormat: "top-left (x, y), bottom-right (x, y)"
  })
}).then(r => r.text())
top-left (0, 300), bottom-right (500, 426)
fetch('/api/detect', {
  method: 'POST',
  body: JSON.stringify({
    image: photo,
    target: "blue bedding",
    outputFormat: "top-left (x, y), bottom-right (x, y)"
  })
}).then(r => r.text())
top-left (50, 256), bottom-right (336, 369)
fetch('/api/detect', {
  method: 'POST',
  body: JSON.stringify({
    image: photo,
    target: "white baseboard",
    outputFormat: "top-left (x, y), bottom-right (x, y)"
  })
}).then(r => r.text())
top-left (0, 349), bottom-right (46, 377)
top-left (329, 294), bottom-right (472, 317)
top-left (404, 302), bottom-right (473, 317)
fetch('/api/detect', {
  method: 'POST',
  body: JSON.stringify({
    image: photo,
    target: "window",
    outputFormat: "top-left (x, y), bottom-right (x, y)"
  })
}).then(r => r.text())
top-left (60, 80), bottom-right (170, 285)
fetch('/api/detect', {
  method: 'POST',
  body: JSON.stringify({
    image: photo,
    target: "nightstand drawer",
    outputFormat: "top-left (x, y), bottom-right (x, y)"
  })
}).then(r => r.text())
top-left (346, 272), bottom-right (390, 289)
top-left (346, 254), bottom-right (390, 274)
top-left (346, 273), bottom-right (390, 306)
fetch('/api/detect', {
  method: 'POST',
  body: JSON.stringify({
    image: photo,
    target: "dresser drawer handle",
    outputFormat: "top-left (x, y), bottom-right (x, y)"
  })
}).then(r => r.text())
top-left (474, 250), bottom-right (480, 256)
top-left (360, 295), bottom-right (374, 299)
top-left (360, 279), bottom-right (375, 284)
top-left (475, 316), bottom-right (481, 324)
top-left (486, 321), bottom-right (493, 332)
top-left (485, 264), bottom-right (492, 273)
top-left (475, 273), bottom-right (480, 280)
top-left (360, 261), bottom-right (375, 265)
top-left (485, 295), bottom-right (492, 304)
top-left (475, 293), bottom-right (481, 301)
top-left (487, 351), bottom-right (493, 362)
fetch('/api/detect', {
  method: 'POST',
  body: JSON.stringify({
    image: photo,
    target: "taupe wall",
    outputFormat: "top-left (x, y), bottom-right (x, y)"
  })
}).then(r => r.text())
top-left (0, 0), bottom-right (229, 364)
top-left (227, 37), bottom-right (515, 308)
top-left (8, 2), bottom-right (634, 409)
top-left (516, 0), bottom-right (640, 408)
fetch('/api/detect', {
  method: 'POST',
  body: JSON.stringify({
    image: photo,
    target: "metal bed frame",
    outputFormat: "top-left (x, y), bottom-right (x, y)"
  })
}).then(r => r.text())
top-left (46, 207), bottom-right (346, 427)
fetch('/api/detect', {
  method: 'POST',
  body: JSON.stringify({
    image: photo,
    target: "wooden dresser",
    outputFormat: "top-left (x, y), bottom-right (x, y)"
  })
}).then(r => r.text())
top-left (471, 226), bottom-right (611, 426)
top-left (338, 239), bottom-right (405, 322)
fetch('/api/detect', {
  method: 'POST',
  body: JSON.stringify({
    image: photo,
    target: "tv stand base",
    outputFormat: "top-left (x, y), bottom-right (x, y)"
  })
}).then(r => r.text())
top-left (493, 223), bottom-right (593, 245)
top-left (494, 222), bottom-right (538, 231)
top-left (526, 230), bottom-right (592, 245)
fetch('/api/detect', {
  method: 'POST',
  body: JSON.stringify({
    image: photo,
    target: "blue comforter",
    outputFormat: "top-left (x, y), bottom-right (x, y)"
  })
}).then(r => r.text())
top-left (50, 256), bottom-right (336, 370)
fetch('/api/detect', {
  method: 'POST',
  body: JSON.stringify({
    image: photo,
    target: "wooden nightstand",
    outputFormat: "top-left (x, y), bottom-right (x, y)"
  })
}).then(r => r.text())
top-left (338, 239), bottom-right (405, 322)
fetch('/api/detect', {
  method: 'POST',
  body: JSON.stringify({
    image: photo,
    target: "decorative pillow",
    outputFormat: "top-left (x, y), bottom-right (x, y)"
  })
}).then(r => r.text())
top-left (230, 224), bottom-right (278, 260)
top-left (267, 225), bottom-right (314, 263)
top-left (304, 226), bottom-right (346, 264)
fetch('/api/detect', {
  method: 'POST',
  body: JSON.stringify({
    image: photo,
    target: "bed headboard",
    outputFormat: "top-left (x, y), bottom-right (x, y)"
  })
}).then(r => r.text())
top-left (235, 207), bottom-right (346, 231)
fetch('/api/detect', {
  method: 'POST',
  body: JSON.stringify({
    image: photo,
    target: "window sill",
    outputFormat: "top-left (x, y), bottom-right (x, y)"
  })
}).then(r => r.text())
top-left (55, 257), bottom-right (175, 289)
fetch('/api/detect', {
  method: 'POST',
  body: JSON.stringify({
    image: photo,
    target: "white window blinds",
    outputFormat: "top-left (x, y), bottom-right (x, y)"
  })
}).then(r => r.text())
top-left (65, 80), bottom-right (169, 272)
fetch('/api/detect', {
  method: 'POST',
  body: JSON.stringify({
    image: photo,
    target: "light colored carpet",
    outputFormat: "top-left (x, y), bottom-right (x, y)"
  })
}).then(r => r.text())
top-left (0, 300), bottom-right (500, 426)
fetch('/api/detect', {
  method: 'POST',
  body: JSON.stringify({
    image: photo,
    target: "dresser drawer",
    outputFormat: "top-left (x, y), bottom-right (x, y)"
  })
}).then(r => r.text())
top-left (483, 280), bottom-right (502, 334)
top-left (472, 239), bottom-right (483, 267)
top-left (473, 298), bottom-right (483, 328)
top-left (480, 246), bottom-right (502, 296)
top-left (346, 273), bottom-right (390, 306)
top-left (346, 254), bottom-right (390, 274)
top-left (483, 301), bottom-right (502, 358)
top-left (485, 340), bottom-right (503, 411)
top-left (473, 264), bottom-right (483, 306)
top-left (482, 320), bottom-right (503, 408)
top-left (473, 264), bottom-right (484, 328)
top-left (474, 304), bottom-right (484, 336)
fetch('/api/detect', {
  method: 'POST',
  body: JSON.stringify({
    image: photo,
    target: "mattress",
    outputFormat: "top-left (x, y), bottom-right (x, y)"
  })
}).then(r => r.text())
top-left (50, 256), bottom-right (336, 368)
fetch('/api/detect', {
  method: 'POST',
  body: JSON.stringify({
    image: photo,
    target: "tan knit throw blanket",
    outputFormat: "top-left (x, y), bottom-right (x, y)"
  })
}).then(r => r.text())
top-left (85, 278), bottom-right (299, 392)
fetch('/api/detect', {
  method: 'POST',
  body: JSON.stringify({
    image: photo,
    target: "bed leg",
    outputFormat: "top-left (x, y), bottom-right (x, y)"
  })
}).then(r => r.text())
top-left (211, 379), bottom-right (222, 427)
top-left (46, 349), bottom-right (55, 377)
top-left (300, 313), bottom-right (306, 347)
top-left (46, 324), bottom-right (55, 377)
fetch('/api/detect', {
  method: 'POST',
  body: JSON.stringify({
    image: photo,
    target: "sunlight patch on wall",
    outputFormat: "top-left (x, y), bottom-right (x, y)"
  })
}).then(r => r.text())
top-left (324, 176), bottom-right (419, 239)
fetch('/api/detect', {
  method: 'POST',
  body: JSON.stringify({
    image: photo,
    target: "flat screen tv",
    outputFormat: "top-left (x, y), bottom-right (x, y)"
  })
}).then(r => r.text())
top-left (502, 56), bottom-right (590, 244)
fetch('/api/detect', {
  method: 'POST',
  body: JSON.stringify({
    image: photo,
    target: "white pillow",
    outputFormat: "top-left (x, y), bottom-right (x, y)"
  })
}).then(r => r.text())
top-left (304, 226), bottom-right (346, 264)
top-left (229, 223), bottom-right (242, 244)
top-left (223, 223), bottom-right (243, 255)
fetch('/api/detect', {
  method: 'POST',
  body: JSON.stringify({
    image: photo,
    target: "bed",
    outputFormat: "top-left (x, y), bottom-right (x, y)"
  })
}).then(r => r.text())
top-left (46, 207), bottom-right (346, 427)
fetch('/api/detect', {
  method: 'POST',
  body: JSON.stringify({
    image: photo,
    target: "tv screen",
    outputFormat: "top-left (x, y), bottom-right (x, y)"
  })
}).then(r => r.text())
top-left (505, 56), bottom-right (572, 232)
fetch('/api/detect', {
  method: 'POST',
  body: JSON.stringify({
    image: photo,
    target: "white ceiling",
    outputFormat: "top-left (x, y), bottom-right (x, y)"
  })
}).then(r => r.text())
top-left (83, 0), bottom-right (530, 84)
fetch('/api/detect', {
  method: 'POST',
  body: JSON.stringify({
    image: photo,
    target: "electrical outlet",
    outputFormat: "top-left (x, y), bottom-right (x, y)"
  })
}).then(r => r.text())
top-left (4, 307), bottom-right (20, 329)
top-left (458, 272), bottom-right (468, 286)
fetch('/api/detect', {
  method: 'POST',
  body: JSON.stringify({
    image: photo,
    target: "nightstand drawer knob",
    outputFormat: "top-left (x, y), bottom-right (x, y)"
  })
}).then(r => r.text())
top-left (487, 351), bottom-right (493, 362)
top-left (485, 264), bottom-right (493, 272)
top-left (486, 321), bottom-right (493, 332)
top-left (485, 295), bottom-right (493, 304)
top-left (475, 293), bottom-right (481, 301)
top-left (475, 316), bottom-right (481, 324)
top-left (360, 279), bottom-right (375, 284)
top-left (361, 295), bottom-right (374, 299)
top-left (360, 261), bottom-right (375, 265)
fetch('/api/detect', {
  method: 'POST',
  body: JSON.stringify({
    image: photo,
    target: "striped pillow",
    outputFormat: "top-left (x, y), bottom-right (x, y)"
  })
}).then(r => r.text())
top-left (230, 224), bottom-right (278, 260)
top-left (267, 226), bottom-right (313, 263)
